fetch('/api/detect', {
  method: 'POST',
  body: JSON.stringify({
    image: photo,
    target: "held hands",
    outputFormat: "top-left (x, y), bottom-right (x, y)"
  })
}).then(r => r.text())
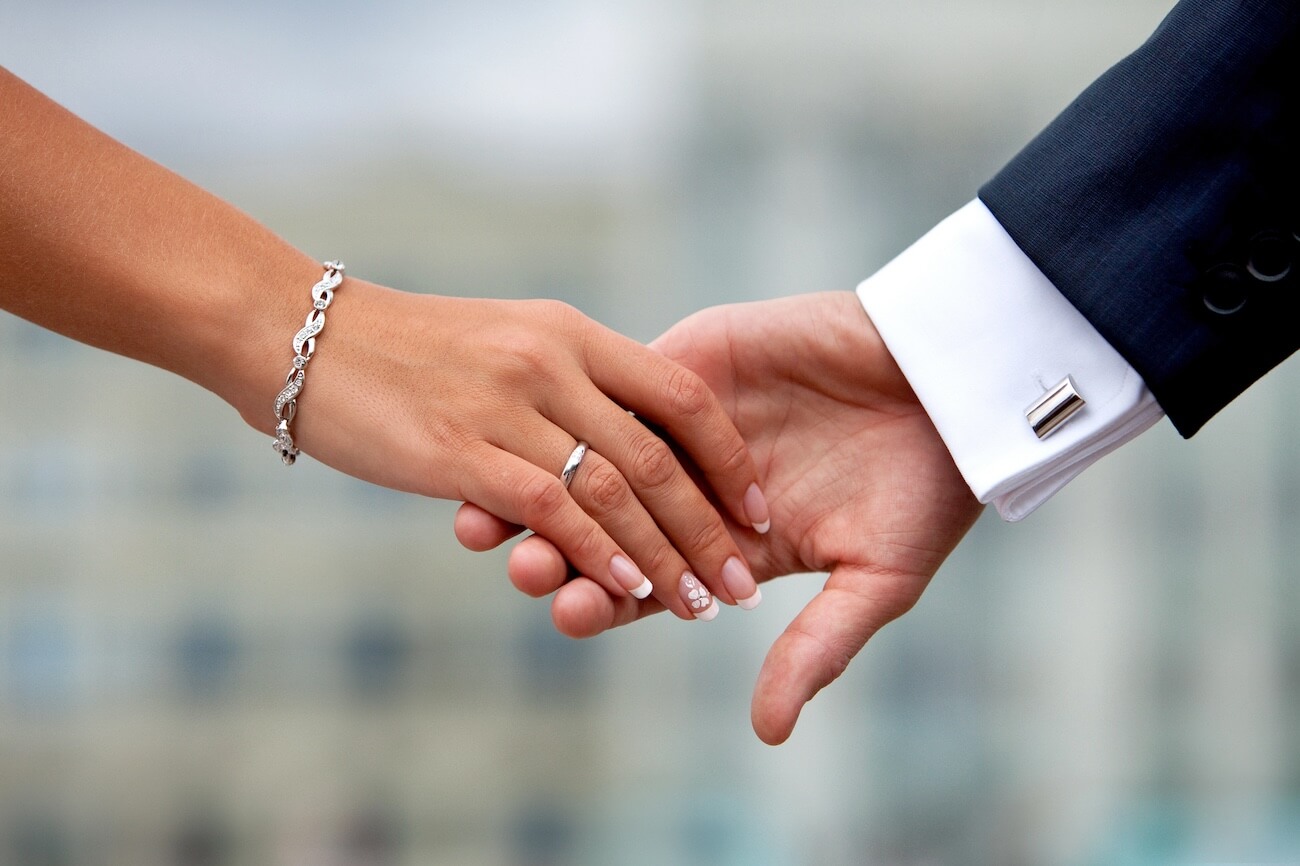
top-left (455, 292), bottom-right (983, 744)
top-left (282, 279), bottom-right (769, 619)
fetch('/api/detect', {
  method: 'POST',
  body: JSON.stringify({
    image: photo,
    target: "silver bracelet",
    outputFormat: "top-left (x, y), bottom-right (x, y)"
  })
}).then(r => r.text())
top-left (272, 260), bottom-right (345, 465)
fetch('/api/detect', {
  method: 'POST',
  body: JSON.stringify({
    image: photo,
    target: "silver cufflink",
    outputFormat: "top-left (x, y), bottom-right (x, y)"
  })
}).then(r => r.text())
top-left (1026, 376), bottom-right (1085, 439)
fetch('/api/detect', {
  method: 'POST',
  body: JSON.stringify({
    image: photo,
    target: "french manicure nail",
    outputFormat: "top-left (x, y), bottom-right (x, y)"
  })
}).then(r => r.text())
top-left (744, 483), bottom-right (771, 534)
top-left (679, 573), bottom-right (719, 621)
top-left (610, 554), bottom-right (653, 599)
top-left (722, 556), bottom-right (762, 610)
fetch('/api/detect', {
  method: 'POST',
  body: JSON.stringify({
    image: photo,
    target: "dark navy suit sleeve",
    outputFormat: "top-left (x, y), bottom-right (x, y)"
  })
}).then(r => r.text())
top-left (979, 0), bottom-right (1299, 436)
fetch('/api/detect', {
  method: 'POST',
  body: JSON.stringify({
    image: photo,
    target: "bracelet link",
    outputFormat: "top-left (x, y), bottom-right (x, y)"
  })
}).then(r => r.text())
top-left (273, 419), bottom-right (297, 466)
top-left (272, 260), bottom-right (344, 466)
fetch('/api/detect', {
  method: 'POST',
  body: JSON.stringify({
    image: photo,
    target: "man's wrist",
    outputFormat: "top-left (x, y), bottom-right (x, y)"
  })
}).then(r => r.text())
top-left (856, 199), bottom-right (1164, 520)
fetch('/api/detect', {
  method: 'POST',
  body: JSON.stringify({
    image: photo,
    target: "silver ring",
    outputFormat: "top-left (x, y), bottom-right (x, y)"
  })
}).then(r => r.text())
top-left (561, 441), bottom-right (589, 488)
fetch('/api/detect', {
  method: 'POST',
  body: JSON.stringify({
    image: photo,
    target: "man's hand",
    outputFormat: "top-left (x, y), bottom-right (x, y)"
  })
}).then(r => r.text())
top-left (455, 292), bottom-right (983, 744)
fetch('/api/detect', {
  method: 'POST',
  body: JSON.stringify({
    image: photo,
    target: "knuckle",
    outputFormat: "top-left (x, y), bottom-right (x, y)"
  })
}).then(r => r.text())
top-left (879, 592), bottom-right (919, 622)
top-left (491, 327), bottom-right (558, 382)
top-left (426, 434), bottom-right (475, 495)
top-left (517, 474), bottom-right (569, 527)
top-left (662, 365), bottom-right (712, 419)
top-left (845, 573), bottom-right (921, 624)
top-left (788, 622), bottom-right (856, 686)
top-left (508, 338), bottom-right (553, 378)
top-left (532, 299), bottom-right (580, 331)
top-left (714, 434), bottom-right (750, 477)
top-left (681, 518), bottom-right (731, 560)
top-left (583, 461), bottom-right (629, 515)
top-left (637, 542), bottom-right (678, 579)
top-left (628, 435), bottom-right (678, 490)
top-left (566, 521), bottom-right (607, 566)
top-left (540, 298), bottom-right (576, 318)
top-left (879, 591), bottom-right (920, 623)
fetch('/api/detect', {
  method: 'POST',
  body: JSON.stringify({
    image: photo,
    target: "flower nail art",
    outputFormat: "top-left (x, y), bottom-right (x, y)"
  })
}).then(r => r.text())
top-left (679, 573), bottom-right (718, 621)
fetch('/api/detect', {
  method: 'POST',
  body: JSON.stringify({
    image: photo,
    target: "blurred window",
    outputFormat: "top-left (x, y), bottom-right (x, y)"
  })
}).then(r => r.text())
top-left (175, 616), bottom-right (239, 699)
top-left (8, 814), bottom-right (71, 866)
top-left (343, 616), bottom-right (411, 699)
top-left (171, 814), bottom-right (231, 866)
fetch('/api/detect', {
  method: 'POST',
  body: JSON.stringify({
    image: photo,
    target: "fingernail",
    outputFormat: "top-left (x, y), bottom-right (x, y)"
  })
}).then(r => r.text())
top-left (744, 483), bottom-right (771, 534)
top-left (679, 573), bottom-right (718, 621)
top-left (610, 554), bottom-right (653, 599)
top-left (722, 556), bottom-right (762, 610)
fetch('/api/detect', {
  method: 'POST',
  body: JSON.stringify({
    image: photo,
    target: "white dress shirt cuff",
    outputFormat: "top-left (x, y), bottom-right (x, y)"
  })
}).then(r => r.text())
top-left (856, 199), bottom-right (1164, 521)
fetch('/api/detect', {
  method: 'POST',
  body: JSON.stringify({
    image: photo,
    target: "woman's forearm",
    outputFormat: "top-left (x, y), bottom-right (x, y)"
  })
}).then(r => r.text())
top-left (0, 65), bottom-right (313, 429)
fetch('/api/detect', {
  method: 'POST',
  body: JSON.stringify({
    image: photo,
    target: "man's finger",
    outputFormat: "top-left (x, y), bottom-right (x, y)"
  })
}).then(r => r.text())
top-left (551, 577), bottom-right (664, 638)
top-left (750, 565), bottom-right (930, 745)
top-left (507, 534), bottom-right (570, 597)
top-left (453, 502), bottom-right (525, 551)
top-left (500, 532), bottom-right (668, 635)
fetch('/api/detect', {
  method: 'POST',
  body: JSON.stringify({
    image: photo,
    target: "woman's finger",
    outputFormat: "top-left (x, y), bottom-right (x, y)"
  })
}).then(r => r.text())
top-left (564, 448), bottom-right (711, 620)
top-left (497, 424), bottom-right (719, 621)
top-left (456, 445), bottom-right (653, 603)
top-left (545, 382), bottom-right (763, 612)
top-left (454, 457), bottom-right (733, 621)
top-left (581, 331), bottom-right (771, 536)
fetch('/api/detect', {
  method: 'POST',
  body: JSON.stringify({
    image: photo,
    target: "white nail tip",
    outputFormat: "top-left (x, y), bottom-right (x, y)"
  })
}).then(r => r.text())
top-left (752, 519), bottom-right (771, 535)
top-left (631, 578), bottom-right (653, 599)
top-left (696, 600), bottom-right (720, 622)
top-left (737, 588), bottom-right (763, 610)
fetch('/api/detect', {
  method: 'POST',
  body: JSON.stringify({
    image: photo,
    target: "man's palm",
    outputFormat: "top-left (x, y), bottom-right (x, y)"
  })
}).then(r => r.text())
top-left (646, 293), bottom-right (982, 742)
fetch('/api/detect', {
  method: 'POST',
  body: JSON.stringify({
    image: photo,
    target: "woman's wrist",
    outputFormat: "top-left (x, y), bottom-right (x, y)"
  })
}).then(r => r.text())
top-left (205, 247), bottom-right (329, 436)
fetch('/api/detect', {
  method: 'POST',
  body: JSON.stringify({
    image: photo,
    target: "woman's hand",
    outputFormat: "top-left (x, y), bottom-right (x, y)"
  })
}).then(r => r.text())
top-left (453, 292), bottom-right (983, 743)
top-left (0, 67), bottom-right (766, 618)
top-left (287, 279), bottom-right (769, 618)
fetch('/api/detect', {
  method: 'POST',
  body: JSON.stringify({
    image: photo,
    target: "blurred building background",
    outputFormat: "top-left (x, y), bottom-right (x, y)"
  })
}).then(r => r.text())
top-left (3, 1), bottom-right (1300, 864)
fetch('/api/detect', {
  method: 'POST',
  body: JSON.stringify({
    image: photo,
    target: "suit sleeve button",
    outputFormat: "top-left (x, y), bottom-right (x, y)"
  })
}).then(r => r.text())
top-left (1202, 262), bottom-right (1249, 315)
top-left (1246, 230), bottom-right (1292, 282)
